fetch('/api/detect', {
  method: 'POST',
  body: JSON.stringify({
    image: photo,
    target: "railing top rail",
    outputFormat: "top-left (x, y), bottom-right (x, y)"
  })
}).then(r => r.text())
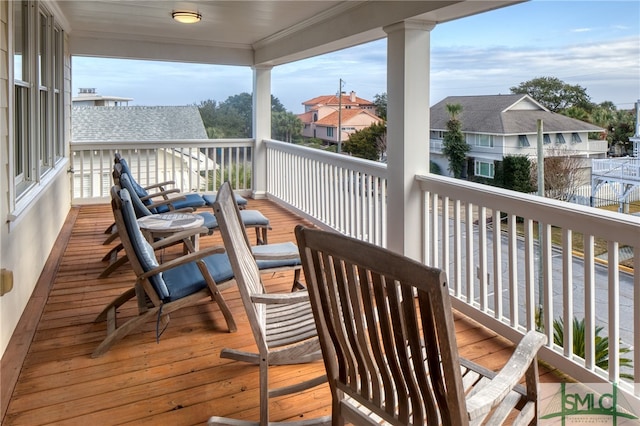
top-left (70, 139), bottom-right (254, 151)
top-left (264, 139), bottom-right (388, 178)
top-left (417, 173), bottom-right (640, 246)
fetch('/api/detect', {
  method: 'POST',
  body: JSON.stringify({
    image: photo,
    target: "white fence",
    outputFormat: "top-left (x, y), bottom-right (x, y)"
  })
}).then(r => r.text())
top-left (419, 173), bottom-right (640, 402)
top-left (264, 139), bottom-right (388, 247)
top-left (70, 139), bottom-right (254, 203)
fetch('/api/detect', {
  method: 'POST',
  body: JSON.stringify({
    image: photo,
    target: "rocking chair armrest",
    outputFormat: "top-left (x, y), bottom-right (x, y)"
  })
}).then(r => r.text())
top-left (138, 245), bottom-right (227, 278)
top-left (250, 291), bottom-right (309, 305)
top-left (149, 226), bottom-right (209, 250)
top-left (465, 330), bottom-right (547, 420)
top-left (143, 180), bottom-right (176, 191)
top-left (140, 188), bottom-right (182, 202)
top-left (143, 197), bottom-right (196, 213)
top-left (252, 252), bottom-right (300, 261)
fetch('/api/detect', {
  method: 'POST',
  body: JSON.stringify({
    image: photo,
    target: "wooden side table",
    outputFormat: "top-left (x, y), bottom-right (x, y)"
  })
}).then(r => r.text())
top-left (138, 213), bottom-right (205, 252)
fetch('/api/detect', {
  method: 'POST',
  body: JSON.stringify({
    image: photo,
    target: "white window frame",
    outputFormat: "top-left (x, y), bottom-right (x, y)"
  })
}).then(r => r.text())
top-left (327, 127), bottom-right (334, 137)
top-left (474, 160), bottom-right (495, 179)
top-left (556, 133), bottom-right (566, 144)
top-left (10, 1), bottom-right (65, 204)
top-left (471, 133), bottom-right (494, 148)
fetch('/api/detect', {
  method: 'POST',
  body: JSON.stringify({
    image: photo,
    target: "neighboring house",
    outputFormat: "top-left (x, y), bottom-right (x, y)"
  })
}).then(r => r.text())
top-left (429, 94), bottom-right (607, 182)
top-left (299, 91), bottom-right (382, 144)
top-left (72, 88), bottom-right (133, 106)
top-left (72, 105), bottom-right (213, 195)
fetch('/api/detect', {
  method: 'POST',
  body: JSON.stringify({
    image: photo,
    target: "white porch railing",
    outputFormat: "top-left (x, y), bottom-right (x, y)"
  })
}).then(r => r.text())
top-left (264, 139), bottom-right (387, 247)
top-left (70, 139), bottom-right (254, 203)
top-left (418, 173), bottom-right (640, 403)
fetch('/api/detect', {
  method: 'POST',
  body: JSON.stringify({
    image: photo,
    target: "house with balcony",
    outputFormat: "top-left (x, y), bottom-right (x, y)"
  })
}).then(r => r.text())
top-left (298, 91), bottom-right (382, 144)
top-left (429, 94), bottom-right (607, 181)
top-left (2, 1), bottom-right (640, 424)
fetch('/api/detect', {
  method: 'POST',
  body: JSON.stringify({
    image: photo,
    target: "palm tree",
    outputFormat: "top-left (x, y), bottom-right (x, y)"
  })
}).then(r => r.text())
top-left (553, 317), bottom-right (634, 380)
top-left (442, 103), bottom-right (470, 178)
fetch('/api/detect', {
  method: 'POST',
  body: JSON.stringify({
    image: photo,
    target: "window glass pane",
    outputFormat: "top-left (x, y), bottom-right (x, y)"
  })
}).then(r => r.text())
top-left (571, 133), bottom-right (582, 143)
top-left (556, 133), bottom-right (566, 144)
top-left (13, 1), bottom-right (25, 81)
top-left (39, 11), bottom-right (48, 86)
top-left (543, 134), bottom-right (551, 144)
top-left (518, 135), bottom-right (530, 147)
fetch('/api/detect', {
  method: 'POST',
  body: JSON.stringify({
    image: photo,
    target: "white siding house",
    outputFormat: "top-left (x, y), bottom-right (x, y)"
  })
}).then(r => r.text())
top-left (429, 94), bottom-right (607, 181)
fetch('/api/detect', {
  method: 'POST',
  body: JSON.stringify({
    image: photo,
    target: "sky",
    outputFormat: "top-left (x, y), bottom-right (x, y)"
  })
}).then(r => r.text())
top-left (72, 0), bottom-right (640, 114)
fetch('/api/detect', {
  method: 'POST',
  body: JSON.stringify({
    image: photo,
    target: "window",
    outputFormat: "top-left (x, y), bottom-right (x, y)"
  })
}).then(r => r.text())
top-left (543, 134), bottom-right (551, 145)
top-left (474, 160), bottom-right (495, 178)
top-left (430, 130), bottom-right (445, 139)
top-left (327, 127), bottom-right (334, 137)
top-left (471, 133), bottom-right (494, 148)
top-left (571, 132), bottom-right (582, 143)
top-left (556, 133), bottom-right (566, 144)
top-left (518, 135), bottom-right (530, 147)
top-left (12, 1), bottom-right (65, 199)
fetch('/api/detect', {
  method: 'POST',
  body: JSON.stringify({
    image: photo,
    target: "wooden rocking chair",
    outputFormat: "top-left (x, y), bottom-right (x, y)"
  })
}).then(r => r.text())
top-left (295, 225), bottom-right (547, 425)
top-left (207, 182), bottom-right (329, 426)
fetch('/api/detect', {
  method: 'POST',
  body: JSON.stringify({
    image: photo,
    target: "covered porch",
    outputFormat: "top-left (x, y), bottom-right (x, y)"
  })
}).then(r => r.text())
top-left (2, 0), bottom-right (640, 423)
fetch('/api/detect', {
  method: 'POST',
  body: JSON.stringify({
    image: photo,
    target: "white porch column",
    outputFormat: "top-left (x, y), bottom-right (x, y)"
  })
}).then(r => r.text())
top-left (252, 65), bottom-right (272, 199)
top-left (384, 20), bottom-right (434, 261)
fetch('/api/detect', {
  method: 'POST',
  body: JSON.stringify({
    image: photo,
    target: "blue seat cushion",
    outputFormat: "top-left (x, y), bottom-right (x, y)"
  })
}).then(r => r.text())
top-left (202, 192), bottom-right (248, 208)
top-left (160, 253), bottom-right (234, 302)
top-left (239, 210), bottom-right (269, 226)
top-left (197, 211), bottom-right (217, 230)
top-left (152, 193), bottom-right (207, 213)
top-left (254, 242), bottom-right (301, 269)
top-left (204, 210), bottom-right (269, 230)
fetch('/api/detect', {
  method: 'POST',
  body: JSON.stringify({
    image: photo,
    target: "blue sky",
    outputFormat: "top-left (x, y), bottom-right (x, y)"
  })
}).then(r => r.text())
top-left (72, 0), bottom-right (640, 113)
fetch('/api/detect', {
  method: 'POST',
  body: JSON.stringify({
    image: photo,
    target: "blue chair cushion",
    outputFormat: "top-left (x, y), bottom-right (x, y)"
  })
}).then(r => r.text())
top-left (119, 159), bottom-right (149, 199)
top-left (120, 174), bottom-right (153, 218)
top-left (239, 210), bottom-right (269, 226)
top-left (119, 189), bottom-right (169, 298)
top-left (197, 211), bottom-right (217, 230)
top-left (152, 193), bottom-right (207, 213)
top-left (253, 242), bottom-right (301, 269)
top-left (161, 253), bottom-right (234, 302)
top-left (202, 192), bottom-right (248, 208)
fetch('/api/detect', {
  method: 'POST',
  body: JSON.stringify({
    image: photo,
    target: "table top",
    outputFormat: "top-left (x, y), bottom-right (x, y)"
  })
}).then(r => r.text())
top-left (137, 213), bottom-right (204, 232)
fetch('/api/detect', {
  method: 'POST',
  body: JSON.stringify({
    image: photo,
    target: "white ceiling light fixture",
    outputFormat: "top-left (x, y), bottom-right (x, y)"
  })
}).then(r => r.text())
top-left (172, 10), bottom-right (201, 24)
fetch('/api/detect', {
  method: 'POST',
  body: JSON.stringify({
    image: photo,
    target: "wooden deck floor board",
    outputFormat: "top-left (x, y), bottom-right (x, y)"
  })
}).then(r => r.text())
top-left (1, 199), bottom-right (563, 425)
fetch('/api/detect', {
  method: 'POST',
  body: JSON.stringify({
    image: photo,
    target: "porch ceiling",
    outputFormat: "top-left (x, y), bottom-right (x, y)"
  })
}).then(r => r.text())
top-left (54, 0), bottom-right (524, 67)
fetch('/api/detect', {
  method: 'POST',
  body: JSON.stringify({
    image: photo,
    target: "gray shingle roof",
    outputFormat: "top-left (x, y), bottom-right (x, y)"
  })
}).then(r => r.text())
top-left (430, 94), bottom-right (604, 134)
top-left (72, 106), bottom-right (207, 141)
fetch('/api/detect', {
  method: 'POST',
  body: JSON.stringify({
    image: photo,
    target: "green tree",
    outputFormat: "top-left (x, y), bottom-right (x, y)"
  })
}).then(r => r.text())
top-left (343, 122), bottom-right (387, 161)
top-left (498, 156), bottom-right (533, 192)
top-left (272, 111), bottom-right (303, 142)
top-left (198, 94), bottom-right (292, 138)
top-left (442, 103), bottom-right (470, 178)
top-left (607, 109), bottom-right (636, 155)
top-left (373, 92), bottom-right (387, 120)
top-left (510, 76), bottom-right (591, 112)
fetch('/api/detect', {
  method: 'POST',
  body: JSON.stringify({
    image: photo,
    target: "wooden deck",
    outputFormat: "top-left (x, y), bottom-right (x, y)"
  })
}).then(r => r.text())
top-left (1, 198), bottom-right (566, 425)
